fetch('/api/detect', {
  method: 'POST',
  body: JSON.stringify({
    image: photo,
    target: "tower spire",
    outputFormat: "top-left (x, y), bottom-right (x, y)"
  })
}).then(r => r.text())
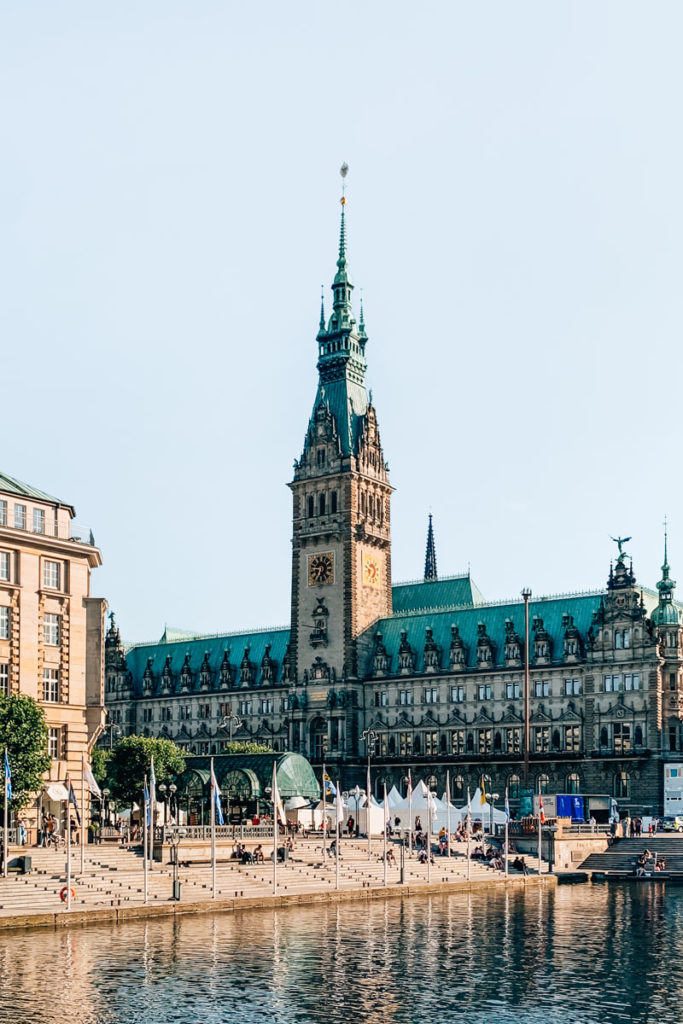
top-left (653, 517), bottom-right (677, 624)
top-left (424, 513), bottom-right (438, 582)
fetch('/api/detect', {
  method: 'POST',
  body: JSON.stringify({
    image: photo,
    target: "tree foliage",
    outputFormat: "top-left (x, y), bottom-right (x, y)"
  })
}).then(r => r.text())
top-left (107, 735), bottom-right (186, 807)
top-left (0, 694), bottom-right (51, 810)
top-left (90, 746), bottom-right (110, 786)
top-left (222, 741), bottom-right (273, 755)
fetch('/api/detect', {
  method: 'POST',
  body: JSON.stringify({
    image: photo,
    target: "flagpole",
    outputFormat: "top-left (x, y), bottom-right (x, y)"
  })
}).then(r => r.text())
top-left (504, 787), bottom-right (509, 878)
top-left (408, 769), bottom-right (413, 857)
top-left (366, 762), bottom-right (372, 857)
top-left (143, 777), bottom-right (149, 904)
top-left (427, 792), bottom-right (431, 884)
top-left (149, 758), bottom-right (155, 871)
top-left (272, 761), bottom-right (278, 897)
top-left (65, 784), bottom-right (72, 911)
top-left (537, 785), bottom-right (543, 875)
top-left (383, 782), bottom-right (388, 886)
top-left (466, 787), bottom-right (471, 882)
top-left (446, 770), bottom-right (451, 863)
top-left (211, 757), bottom-right (217, 899)
top-left (80, 756), bottom-right (86, 876)
top-left (335, 779), bottom-right (341, 891)
top-left (321, 763), bottom-right (327, 864)
top-left (3, 749), bottom-right (8, 880)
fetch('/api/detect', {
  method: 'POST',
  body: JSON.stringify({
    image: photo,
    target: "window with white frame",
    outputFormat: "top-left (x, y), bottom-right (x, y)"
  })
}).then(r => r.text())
top-left (604, 674), bottom-right (621, 692)
top-left (0, 501), bottom-right (6, 526)
top-left (32, 508), bottom-right (45, 534)
top-left (239, 700), bottom-right (252, 715)
top-left (399, 689), bottom-right (414, 705)
top-left (564, 678), bottom-right (581, 696)
top-left (624, 673), bottom-right (640, 691)
top-left (534, 726), bottom-right (550, 752)
top-left (424, 687), bottom-right (439, 704)
top-left (450, 685), bottom-right (464, 703)
top-left (0, 664), bottom-right (7, 696)
top-left (534, 680), bottom-right (550, 698)
top-left (14, 504), bottom-right (26, 530)
top-left (43, 613), bottom-right (60, 646)
top-left (43, 560), bottom-right (60, 590)
top-left (506, 681), bottom-right (521, 699)
top-left (0, 608), bottom-right (9, 640)
top-left (478, 684), bottom-right (492, 700)
top-left (0, 552), bottom-right (9, 581)
top-left (42, 668), bottom-right (60, 702)
top-left (260, 698), bottom-right (274, 714)
top-left (48, 727), bottom-right (61, 759)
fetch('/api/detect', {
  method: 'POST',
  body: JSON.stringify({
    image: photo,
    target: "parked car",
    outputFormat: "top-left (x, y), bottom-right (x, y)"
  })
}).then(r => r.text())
top-left (660, 815), bottom-right (683, 833)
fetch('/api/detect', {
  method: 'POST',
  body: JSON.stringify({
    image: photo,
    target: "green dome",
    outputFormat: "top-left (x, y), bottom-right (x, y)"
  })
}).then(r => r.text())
top-left (652, 602), bottom-right (680, 626)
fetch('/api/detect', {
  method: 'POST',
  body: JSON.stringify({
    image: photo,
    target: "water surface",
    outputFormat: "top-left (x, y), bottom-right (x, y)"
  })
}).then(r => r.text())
top-left (1, 885), bottom-right (680, 1024)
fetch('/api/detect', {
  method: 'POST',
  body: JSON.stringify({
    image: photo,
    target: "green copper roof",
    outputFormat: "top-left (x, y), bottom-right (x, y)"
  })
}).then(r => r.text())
top-left (125, 626), bottom-right (291, 695)
top-left (391, 573), bottom-right (485, 614)
top-left (183, 753), bottom-right (321, 800)
top-left (361, 591), bottom-right (604, 674)
top-left (0, 471), bottom-right (71, 510)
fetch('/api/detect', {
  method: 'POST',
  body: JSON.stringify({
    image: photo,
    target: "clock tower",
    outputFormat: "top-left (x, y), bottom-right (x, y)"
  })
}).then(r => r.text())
top-left (288, 195), bottom-right (393, 688)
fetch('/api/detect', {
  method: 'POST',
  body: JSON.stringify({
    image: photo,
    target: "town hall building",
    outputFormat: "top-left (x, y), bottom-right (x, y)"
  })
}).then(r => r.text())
top-left (103, 196), bottom-right (683, 817)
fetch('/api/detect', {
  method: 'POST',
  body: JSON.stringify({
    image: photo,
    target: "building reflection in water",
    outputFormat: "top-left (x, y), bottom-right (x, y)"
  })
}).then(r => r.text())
top-left (1, 888), bottom-right (683, 1023)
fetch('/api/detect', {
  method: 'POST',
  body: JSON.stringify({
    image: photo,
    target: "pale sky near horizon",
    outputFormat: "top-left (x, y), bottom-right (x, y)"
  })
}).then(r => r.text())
top-left (2, 2), bottom-right (683, 642)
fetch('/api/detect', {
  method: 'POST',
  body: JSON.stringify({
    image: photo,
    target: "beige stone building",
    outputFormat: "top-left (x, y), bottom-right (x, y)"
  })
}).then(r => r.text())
top-left (0, 473), bottom-right (106, 834)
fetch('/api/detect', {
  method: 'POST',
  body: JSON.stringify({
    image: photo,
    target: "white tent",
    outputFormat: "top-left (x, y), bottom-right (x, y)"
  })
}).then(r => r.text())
top-left (452, 788), bottom-right (508, 827)
top-left (390, 780), bottom-right (443, 832)
top-left (385, 785), bottom-right (403, 809)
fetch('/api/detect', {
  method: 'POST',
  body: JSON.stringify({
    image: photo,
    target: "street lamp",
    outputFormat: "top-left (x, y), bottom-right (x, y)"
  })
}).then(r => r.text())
top-left (102, 788), bottom-right (110, 826)
top-left (103, 721), bottom-right (121, 750)
top-left (353, 785), bottom-right (361, 838)
top-left (486, 792), bottom-right (500, 839)
top-left (169, 783), bottom-right (177, 824)
top-left (158, 783), bottom-right (168, 825)
top-left (168, 827), bottom-right (186, 901)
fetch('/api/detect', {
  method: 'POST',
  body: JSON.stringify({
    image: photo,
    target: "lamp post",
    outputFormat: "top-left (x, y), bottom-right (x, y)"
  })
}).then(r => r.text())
top-left (158, 783), bottom-right (168, 826)
top-left (487, 792), bottom-right (500, 840)
top-left (360, 727), bottom-right (377, 853)
top-left (169, 783), bottom-right (177, 825)
top-left (168, 827), bottom-right (186, 900)
top-left (521, 588), bottom-right (532, 788)
top-left (102, 788), bottom-right (110, 826)
top-left (353, 785), bottom-right (361, 839)
top-left (103, 721), bottom-right (121, 750)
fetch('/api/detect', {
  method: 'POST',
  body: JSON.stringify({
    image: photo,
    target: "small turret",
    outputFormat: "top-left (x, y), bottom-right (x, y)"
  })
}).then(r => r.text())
top-left (424, 513), bottom-right (438, 582)
top-left (652, 524), bottom-right (679, 626)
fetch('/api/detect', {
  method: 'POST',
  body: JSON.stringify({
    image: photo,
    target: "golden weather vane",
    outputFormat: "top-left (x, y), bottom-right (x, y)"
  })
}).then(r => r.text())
top-left (340, 162), bottom-right (348, 205)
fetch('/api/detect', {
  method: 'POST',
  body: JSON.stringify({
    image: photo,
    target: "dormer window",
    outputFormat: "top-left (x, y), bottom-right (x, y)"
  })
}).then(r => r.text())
top-left (308, 496), bottom-right (314, 518)
top-left (317, 449), bottom-right (326, 467)
top-left (615, 629), bottom-right (631, 650)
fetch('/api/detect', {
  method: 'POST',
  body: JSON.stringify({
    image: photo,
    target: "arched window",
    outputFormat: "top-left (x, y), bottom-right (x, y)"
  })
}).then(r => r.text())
top-left (453, 775), bottom-right (465, 801)
top-left (360, 491), bottom-right (366, 515)
top-left (308, 496), bottom-right (314, 518)
top-left (369, 495), bottom-right (374, 518)
top-left (427, 774), bottom-right (438, 792)
top-left (614, 772), bottom-right (630, 799)
top-left (508, 774), bottom-right (521, 799)
top-left (331, 491), bottom-right (338, 514)
top-left (600, 726), bottom-right (609, 748)
top-left (538, 773), bottom-right (550, 795)
top-left (566, 773), bottom-right (580, 795)
top-left (615, 630), bottom-right (623, 650)
top-left (319, 493), bottom-right (326, 516)
top-left (482, 774), bottom-right (492, 794)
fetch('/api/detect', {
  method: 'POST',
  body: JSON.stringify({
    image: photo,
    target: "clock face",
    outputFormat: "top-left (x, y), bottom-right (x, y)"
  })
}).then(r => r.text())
top-left (363, 553), bottom-right (381, 588)
top-left (308, 552), bottom-right (334, 586)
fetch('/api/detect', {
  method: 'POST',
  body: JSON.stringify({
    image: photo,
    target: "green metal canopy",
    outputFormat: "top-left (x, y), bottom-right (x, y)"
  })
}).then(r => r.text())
top-left (184, 753), bottom-right (320, 801)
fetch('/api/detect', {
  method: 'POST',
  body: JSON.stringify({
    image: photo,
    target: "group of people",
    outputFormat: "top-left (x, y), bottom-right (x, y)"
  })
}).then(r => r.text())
top-left (232, 837), bottom-right (294, 864)
top-left (634, 848), bottom-right (667, 876)
top-left (611, 816), bottom-right (655, 841)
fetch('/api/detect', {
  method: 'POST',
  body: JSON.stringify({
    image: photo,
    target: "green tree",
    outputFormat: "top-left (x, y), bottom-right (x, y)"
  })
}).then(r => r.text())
top-left (0, 694), bottom-right (51, 811)
top-left (107, 736), bottom-right (185, 807)
top-left (223, 741), bottom-right (273, 754)
top-left (90, 746), bottom-right (110, 786)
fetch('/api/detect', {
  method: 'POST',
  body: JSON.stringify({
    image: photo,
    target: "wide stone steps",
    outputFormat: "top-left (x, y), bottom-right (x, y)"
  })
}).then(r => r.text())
top-left (580, 837), bottom-right (683, 874)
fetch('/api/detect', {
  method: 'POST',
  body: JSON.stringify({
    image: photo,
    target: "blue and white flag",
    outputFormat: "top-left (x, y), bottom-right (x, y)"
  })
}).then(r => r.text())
top-left (323, 772), bottom-right (336, 798)
top-left (505, 787), bottom-right (510, 820)
top-left (4, 750), bottom-right (11, 802)
top-left (144, 782), bottom-right (151, 828)
top-left (68, 780), bottom-right (81, 825)
top-left (211, 763), bottom-right (224, 826)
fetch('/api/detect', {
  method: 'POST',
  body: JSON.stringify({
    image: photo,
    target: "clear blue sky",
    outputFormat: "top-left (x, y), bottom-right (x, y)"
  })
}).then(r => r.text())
top-left (2, 2), bottom-right (682, 642)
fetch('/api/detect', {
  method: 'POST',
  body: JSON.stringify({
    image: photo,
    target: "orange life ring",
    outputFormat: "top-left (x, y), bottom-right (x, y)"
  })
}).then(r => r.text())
top-left (59, 886), bottom-right (76, 903)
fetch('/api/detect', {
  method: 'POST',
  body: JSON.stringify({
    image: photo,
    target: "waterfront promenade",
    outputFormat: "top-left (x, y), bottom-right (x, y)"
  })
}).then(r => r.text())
top-left (0, 838), bottom-right (552, 932)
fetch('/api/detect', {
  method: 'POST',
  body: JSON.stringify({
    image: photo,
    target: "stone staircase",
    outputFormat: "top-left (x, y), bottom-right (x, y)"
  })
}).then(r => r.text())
top-left (580, 837), bottom-right (683, 875)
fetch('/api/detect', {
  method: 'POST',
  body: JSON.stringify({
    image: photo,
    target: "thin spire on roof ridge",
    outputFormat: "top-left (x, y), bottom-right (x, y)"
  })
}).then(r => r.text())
top-left (424, 513), bottom-right (438, 582)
